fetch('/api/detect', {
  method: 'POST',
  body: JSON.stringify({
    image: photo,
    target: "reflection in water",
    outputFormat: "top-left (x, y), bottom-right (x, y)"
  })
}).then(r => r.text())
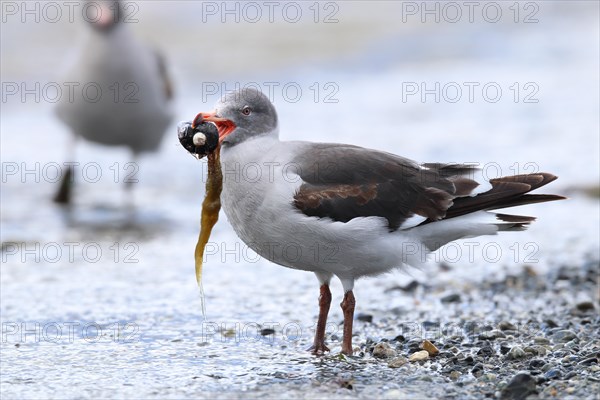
top-left (58, 203), bottom-right (172, 242)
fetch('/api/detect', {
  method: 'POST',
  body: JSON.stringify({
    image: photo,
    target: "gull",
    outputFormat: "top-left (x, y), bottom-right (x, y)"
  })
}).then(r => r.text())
top-left (54, 0), bottom-right (173, 204)
top-left (194, 88), bottom-right (564, 355)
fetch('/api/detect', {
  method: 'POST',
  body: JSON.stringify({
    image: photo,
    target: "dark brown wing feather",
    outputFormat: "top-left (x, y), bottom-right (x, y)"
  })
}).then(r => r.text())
top-left (292, 144), bottom-right (564, 231)
top-left (292, 144), bottom-right (478, 230)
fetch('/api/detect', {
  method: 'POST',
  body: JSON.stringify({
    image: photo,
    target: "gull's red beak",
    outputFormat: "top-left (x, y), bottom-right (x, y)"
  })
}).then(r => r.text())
top-left (193, 112), bottom-right (236, 144)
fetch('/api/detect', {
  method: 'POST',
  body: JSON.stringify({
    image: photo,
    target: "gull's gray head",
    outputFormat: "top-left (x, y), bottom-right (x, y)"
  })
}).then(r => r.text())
top-left (86, 0), bottom-right (122, 32)
top-left (194, 88), bottom-right (279, 147)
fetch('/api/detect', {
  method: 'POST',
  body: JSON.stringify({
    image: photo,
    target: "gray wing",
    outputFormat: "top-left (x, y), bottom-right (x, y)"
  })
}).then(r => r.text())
top-left (291, 143), bottom-right (479, 231)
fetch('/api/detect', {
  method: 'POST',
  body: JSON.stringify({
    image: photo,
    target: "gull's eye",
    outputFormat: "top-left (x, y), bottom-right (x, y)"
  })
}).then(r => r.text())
top-left (241, 106), bottom-right (252, 116)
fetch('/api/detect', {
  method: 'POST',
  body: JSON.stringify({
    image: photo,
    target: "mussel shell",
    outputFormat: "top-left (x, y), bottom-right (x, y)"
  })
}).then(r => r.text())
top-left (178, 121), bottom-right (219, 158)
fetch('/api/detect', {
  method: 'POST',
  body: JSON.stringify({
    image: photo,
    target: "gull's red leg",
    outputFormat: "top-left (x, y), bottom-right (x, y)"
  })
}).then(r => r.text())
top-left (340, 290), bottom-right (355, 355)
top-left (309, 284), bottom-right (331, 355)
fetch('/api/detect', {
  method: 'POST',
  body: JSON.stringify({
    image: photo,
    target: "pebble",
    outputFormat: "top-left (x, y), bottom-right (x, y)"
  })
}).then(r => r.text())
top-left (388, 357), bottom-right (408, 368)
top-left (564, 371), bottom-right (577, 379)
top-left (544, 319), bottom-right (559, 328)
top-left (482, 373), bottom-right (497, 382)
top-left (553, 343), bottom-right (564, 351)
top-left (471, 363), bottom-right (484, 376)
top-left (422, 340), bottom-right (439, 356)
top-left (477, 345), bottom-right (494, 356)
top-left (499, 373), bottom-right (536, 400)
top-left (541, 363), bottom-right (555, 372)
top-left (260, 328), bottom-right (275, 336)
top-left (578, 357), bottom-right (598, 365)
top-left (400, 280), bottom-right (419, 292)
top-left (462, 355), bottom-right (475, 366)
top-left (391, 334), bottom-right (405, 342)
top-left (507, 346), bottom-right (526, 360)
top-left (449, 370), bottom-right (461, 380)
top-left (407, 339), bottom-right (422, 352)
top-left (562, 355), bottom-right (578, 364)
top-left (529, 359), bottom-right (545, 369)
top-left (480, 329), bottom-right (505, 340)
top-left (576, 301), bottom-right (595, 312)
top-left (373, 342), bottom-right (397, 358)
top-left (564, 339), bottom-right (580, 349)
top-left (533, 336), bottom-right (550, 345)
top-left (525, 345), bottom-right (547, 356)
top-left (441, 293), bottom-right (461, 303)
top-left (338, 379), bottom-right (353, 390)
top-left (409, 350), bottom-right (429, 362)
top-left (356, 313), bottom-right (373, 323)
top-left (544, 368), bottom-right (562, 380)
top-left (498, 321), bottom-right (517, 331)
top-left (552, 329), bottom-right (578, 342)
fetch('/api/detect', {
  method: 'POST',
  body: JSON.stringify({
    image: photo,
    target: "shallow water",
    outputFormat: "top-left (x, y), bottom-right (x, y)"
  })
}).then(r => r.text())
top-left (1, 2), bottom-right (599, 399)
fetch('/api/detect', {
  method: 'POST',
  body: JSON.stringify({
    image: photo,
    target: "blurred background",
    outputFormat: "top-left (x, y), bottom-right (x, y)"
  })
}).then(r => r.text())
top-left (1, 1), bottom-right (599, 398)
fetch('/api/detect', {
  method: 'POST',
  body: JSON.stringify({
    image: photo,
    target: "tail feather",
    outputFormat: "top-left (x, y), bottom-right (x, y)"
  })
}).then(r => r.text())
top-left (485, 193), bottom-right (566, 211)
top-left (422, 173), bottom-right (565, 223)
top-left (494, 212), bottom-right (535, 231)
top-left (412, 173), bottom-right (565, 250)
top-left (495, 213), bottom-right (536, 223)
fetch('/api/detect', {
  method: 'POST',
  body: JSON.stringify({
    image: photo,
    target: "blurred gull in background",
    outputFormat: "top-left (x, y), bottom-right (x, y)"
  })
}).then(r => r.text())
top-left (54, 0), bottom-right (173, 205)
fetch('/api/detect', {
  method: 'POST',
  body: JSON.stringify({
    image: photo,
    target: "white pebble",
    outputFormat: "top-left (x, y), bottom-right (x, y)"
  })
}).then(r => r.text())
top-left (193, 132), bottom-right (206, 146)
top-left (409, 350), bottom-right (429, 362)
